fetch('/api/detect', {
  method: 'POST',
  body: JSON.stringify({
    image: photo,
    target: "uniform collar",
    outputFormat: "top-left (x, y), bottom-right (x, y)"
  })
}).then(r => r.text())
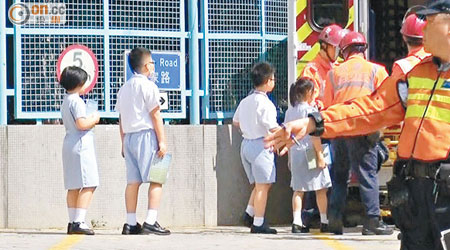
top-left (408, 46), bottom-right (424, 57)
top-left (67, 92), bottom-right (80, 96)
top-left (133, 72), bottom-right (148, 79)
top-left (299, 101), bottom-right (309, 106)
top-left (315, 53), bottom-right (334, 71)
top-left (252, 89), bottom-right (268, 97)
top-left (433, 57), bottom-right (450, 72)
top-left (348, 54), bottom-right (365, 61)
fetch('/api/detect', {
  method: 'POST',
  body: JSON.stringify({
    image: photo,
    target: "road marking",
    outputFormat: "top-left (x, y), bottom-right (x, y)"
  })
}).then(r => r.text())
top-left (49, 235), bottom-right (84, 250)
top-left (313, 233), bottom-right (355, 250)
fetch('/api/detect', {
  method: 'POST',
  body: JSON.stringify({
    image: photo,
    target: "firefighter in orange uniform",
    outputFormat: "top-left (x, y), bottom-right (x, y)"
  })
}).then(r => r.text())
top-left (300, 24), bottom-right (346, 110)
top-left (266, 1), bottom-right (450, 249)
top-left (321, 31), bottom-right (392, 236)
top-left (323, 31), bottom-right (389, 108)
top-left (391, 12), bottom-right (430, 77)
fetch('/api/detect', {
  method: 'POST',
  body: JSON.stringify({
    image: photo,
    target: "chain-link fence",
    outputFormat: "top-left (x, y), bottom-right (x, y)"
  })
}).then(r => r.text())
top-left (11, 0), bottom-right (186, 119)
top-left (203, 0), bottom-right (288, 120)
top-left (2, 0), bottom-right (287, 123)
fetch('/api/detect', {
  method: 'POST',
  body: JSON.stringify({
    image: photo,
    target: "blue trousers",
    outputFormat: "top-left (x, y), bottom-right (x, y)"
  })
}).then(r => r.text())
top-left (329, 136), bottom-right (380, 220)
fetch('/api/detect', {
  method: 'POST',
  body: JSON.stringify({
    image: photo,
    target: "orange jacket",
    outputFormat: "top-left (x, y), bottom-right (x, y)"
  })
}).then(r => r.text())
top-left (300, 53), bottom-right (334, 109)
top-left (391, 47), bottom-right (430, 77)
top-left (321, 56), bottom-right (450, 162)
top-left (322, 54), bottom-right (389, 108)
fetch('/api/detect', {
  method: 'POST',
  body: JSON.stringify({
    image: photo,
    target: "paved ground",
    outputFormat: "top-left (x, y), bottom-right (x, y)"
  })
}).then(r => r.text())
top-left (0, 226), bottom-right (401, 250)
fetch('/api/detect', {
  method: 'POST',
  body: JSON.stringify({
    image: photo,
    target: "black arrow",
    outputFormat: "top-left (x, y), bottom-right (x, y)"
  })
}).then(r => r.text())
top-left (160, 96), bottom-right (165, 106)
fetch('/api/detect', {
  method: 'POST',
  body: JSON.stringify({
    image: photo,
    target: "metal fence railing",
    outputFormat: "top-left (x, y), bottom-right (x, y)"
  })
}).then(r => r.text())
top-left (10, 0), bottom-right (186, 120)
top-left (0, 0), bottom-right (287, 124)
top-left (202, 0), bottom-right (288, 121)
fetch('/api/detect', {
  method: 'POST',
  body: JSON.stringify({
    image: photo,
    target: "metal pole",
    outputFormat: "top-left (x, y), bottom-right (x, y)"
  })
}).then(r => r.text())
top-left (0, 3), bottom-right (7, 125)
top-left (103, 0), bottom-right (111, 114)
top-left (201, 0), bottom-right (210, 120)
top-left (188, 0), bottom-right (200, 124)
top-left (287, 0), bottom-right (297, 107)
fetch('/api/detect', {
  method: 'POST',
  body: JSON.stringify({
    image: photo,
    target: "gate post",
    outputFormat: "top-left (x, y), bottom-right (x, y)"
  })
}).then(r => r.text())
top-left (188, 0), bottom-right (200, 124)
top-left (0, 5), bottom-right (7, 125)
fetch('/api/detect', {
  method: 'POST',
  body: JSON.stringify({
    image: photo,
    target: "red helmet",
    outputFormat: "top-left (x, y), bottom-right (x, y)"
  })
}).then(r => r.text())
top-left (400, 14), bottom-right (426, 38)
top-left (339, 31), bottom-right (367, 52)
top-left (318, 24), bottom-right (345, 47)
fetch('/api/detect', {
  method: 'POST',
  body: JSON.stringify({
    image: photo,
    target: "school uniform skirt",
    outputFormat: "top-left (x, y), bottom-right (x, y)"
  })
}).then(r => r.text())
top-left (62, 131), bottom-right (99, 190)
top-left (290, 146), bottom-right (331, 192)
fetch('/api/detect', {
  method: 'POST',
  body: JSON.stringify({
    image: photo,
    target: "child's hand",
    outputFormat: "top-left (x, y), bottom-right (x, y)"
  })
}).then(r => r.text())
top-left (316, 153), bottom-right (326, 169)
top-left (157, 142), bottom-right (167, 158)
top-left (91, 112), bottom-right (100, 124)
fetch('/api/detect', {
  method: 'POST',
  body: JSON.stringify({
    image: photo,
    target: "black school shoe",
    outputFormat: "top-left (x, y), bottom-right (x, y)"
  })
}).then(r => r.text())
top-left (141, 221), bottom-right (171, 235)
top-left (67, 223), bottom-right (72, 234)
top-left (320, 223), bottom-right (329, 233)
top-left (242, 212), bottom-right (254, 228)
top-left (291, 224), bottom-right (309, 233)
top-left (70, 222), bottom-right (95, 235)
top-left (251, 224), bottom-right (277, 234)
top-left (122, 223), bottom-right (142, 235)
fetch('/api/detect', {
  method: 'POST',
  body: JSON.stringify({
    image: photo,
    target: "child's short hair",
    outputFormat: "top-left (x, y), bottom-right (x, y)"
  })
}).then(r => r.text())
top-left (129, 47), bottom-right (152, 73)
top-left (289, 77), bottom-right (314, 106)
top-left (60, 66), bottom-right (88, 91)
top-left (251, 62), bottom-right (275, 87)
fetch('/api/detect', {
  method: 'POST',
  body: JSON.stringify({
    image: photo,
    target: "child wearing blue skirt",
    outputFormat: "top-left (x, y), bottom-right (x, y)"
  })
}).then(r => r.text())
top-left (284, 78), bottom-right (332, 233)
top-left (60, 66), bottom-right (100, 235)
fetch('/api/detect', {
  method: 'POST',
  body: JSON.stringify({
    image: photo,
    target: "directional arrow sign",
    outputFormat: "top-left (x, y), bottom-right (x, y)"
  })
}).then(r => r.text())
top-left (159, 92), bottom-right (168, 110)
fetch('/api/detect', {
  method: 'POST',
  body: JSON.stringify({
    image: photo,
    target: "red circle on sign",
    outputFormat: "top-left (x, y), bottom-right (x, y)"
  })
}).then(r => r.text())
top-left (56, 44), bottom-right (99, 94)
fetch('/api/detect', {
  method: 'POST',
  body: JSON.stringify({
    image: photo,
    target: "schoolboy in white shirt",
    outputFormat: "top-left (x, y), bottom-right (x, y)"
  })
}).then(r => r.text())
top-left (233, 62), bottom-right (278, 234)
top-left (116, 47), bottom-right (169, 235)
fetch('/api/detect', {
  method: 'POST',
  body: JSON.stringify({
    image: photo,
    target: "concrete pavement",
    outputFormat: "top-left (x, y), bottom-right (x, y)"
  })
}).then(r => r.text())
top-left (0, 226), bottom-right (401, 250)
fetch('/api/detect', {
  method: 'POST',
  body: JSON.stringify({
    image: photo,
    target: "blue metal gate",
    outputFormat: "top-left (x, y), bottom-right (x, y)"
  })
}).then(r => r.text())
top-left (0, 0), bottom-right (287, 125)
top-left (201, 0), bottom-right (288, 121)
top-left (10, 0), bottom-right (187, 121)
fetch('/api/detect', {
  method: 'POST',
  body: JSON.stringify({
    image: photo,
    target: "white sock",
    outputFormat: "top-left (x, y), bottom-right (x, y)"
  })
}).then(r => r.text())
top-left (68, 207), bottom-right (76, 222)
top-left (245, 205), bottom-right (255, 217)
top-left (145, 209), bottom-right (158, 225)
top-left (79, 222), bottom-right (89, 229)
top-left (74, 208), bottom-right (87, 223)
top-left (253, 217), bottom-right (264, 227)
top-left (293, 211), bottom-right (302, 226)
top-left (320, 213), bottom-right (328, 224)
top-left (127, 213), bottom-right (137, 226)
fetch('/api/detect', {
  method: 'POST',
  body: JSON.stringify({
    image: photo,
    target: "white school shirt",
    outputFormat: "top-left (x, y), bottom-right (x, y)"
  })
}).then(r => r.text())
top-left (116, 73), bottom-right (160, 134)
top-left (284, 102), bottom-right (317, 149)
top-left (61, 93), bottom-right (87, 135)
top-left (233, 91), bottom-right (278, 139)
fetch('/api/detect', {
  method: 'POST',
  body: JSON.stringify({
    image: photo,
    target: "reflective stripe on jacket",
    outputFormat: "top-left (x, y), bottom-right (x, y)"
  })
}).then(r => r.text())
top-left (392, 47), bottom-right (430, 77)
top-left (301, 54), bottom-right (333, 109)
top-left (398, 59), bottom-right (450, 161)
top-left (321, 55), bottom-right (450, 162)
top-left (323, 54), bottom-right (388, 108)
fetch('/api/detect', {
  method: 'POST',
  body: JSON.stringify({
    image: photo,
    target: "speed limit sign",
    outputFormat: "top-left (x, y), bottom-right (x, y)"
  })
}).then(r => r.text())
top-left (57, 44), bottom-right (99, 94)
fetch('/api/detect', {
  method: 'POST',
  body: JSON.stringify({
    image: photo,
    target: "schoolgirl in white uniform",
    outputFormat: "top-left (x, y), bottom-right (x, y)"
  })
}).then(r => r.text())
top-left (60, 66), bottom-right (100, 235)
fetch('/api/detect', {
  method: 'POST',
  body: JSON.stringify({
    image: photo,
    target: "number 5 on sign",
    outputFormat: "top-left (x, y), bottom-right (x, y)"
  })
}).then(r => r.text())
top-left (57, 44), bottom-right (99, 94)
